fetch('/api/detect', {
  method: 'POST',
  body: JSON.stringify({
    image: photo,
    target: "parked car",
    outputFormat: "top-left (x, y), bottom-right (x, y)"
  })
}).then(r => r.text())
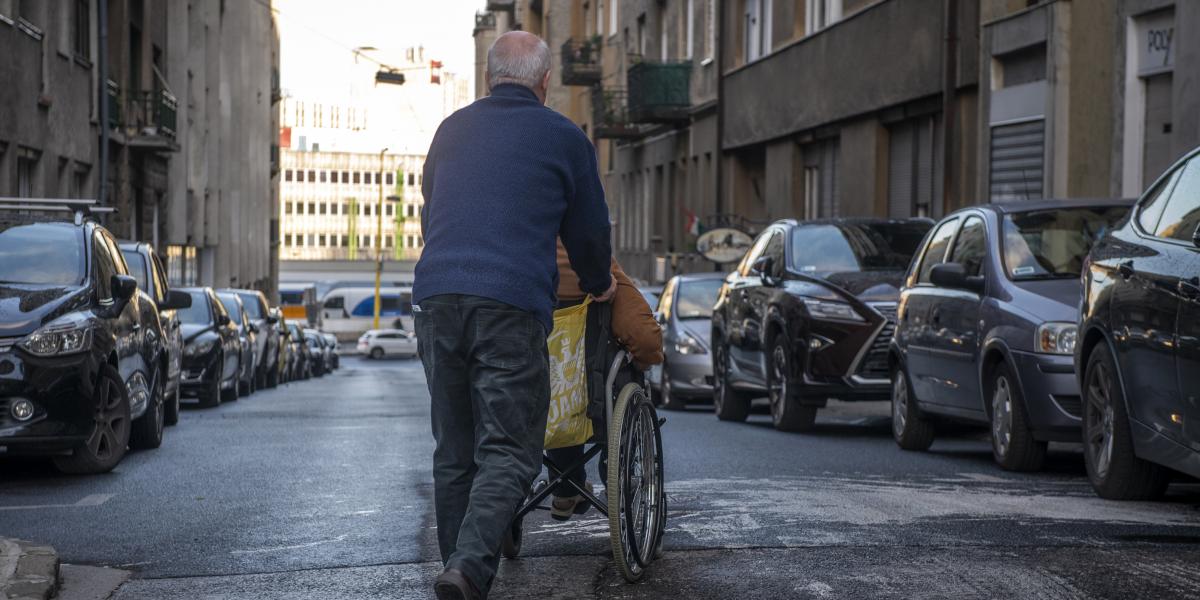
top-left (321, 332), bottom-right (340, 369)
top-left (1077, 147), bottom-right (1200, 499)
top-left (711, 218), bottom-right (932, 431)
top-left (228, 289), bottom-right (280, 389)
top-left (889, 199), bottom-right (1132, 471)
top-left (286, 321), bottom-right (311, 379)
top-left (0, 211), bottom-right (182, 473)
top-left (216, 291), bottom-right (258, 395)
top-left (358, 328), bottom-right (418, 359)
top-left (651, 273), bottom-right (726, 410)
top-left (639, 286), bottom-right (662, 312)
top-left (119, 241), bottom-right (192, 427)
top-left (271, 308), bottom-right (293, 384)
top-left (178, 287), bottom-right (243, 407)
top-left (303, 329), bottom-right (327, 377)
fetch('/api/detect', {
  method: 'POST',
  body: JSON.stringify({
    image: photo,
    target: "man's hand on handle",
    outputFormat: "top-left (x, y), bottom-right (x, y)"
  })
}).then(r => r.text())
top-left (592, 277), bottom-right (618, 303)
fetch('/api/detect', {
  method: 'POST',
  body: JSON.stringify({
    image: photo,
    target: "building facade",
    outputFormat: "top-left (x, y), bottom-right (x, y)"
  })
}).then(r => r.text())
top-left (279, 149), bottom-right (425, 262)
top-left (0, 0), bottom-right (280, 297)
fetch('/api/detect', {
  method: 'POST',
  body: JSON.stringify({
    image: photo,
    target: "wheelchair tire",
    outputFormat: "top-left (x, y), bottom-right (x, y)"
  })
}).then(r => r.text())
top-left (607, 382), bottom-right (665, 583)
top-left (501, 517), bottom-right (523, 559)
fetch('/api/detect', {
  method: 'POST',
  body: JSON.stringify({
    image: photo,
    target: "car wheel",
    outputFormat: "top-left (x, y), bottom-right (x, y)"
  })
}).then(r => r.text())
top-left (198, 357), bottom-right (223, 408)
top-left (892, 363), bottom-right (934, 451)
top-left (988, 361), bottom-right (1046, 471)
top-left (712, 339), bottom-right (749, 422)
top-left (767, 335), bottom-right (817, 432)
top-left (660, 368), bottom-right (687, 411)
top-left (1083, 344), bottom-right (1170, 500)
top-left (267, 364), bottom-right (279, 389)
top-left (165, 383), bottom-right (180, 426)
top-left (53, 364), bottom-right (131, 474)
top-left (369, 347), bottom-right (384, 360)
top-left (130, 370), bottom-right (165, 450)
top-left (222, 358), bottom-right (240, 403)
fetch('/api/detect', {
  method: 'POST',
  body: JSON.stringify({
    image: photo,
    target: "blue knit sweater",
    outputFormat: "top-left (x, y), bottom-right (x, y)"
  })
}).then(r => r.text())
top-left (413, 84), bottom-right (613, 332)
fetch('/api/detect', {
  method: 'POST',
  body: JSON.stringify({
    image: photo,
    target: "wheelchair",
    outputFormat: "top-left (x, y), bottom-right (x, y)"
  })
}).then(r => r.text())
top-left (501, 302), bottom-right (667, 582)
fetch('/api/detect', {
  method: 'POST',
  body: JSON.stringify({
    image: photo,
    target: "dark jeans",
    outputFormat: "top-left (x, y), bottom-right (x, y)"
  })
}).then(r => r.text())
top-left (415, 294), bottom-right (550, 597)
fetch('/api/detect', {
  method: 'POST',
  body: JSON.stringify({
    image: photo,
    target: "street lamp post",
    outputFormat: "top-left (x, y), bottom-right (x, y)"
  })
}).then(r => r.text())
top-left (372, 147), bottom-right (388, 330)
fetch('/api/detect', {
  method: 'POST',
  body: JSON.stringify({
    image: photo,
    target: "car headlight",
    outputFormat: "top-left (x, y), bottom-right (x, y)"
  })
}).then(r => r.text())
top-left (1035, 322), bottom-right (1077, 355)
top-left (21, 320), bottom-right (93, 357)
top-left (185, 338), bottom-right (217, 357)
top-left (801, 298), bottom-right (865, 322)
top-left (674, 332), bottom-right (707, 355)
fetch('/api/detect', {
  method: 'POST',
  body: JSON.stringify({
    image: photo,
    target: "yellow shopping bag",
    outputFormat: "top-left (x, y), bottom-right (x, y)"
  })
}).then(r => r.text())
top-left (544, 299), bottom-right (593, 450)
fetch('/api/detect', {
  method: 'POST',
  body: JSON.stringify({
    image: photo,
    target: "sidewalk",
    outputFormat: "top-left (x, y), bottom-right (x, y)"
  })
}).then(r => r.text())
top-left (0, 537), bottom-right (59, 600)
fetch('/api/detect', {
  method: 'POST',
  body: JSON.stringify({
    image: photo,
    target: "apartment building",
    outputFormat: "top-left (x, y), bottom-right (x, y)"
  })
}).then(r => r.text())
top-left (0, 0), bottom-right (280, 296)
top-left (279, 149), bottom-right (425, 263)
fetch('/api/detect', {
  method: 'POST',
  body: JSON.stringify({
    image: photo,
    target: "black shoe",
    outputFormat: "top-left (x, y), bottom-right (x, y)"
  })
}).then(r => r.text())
top-left (435, 568), bottom-right (481, 600)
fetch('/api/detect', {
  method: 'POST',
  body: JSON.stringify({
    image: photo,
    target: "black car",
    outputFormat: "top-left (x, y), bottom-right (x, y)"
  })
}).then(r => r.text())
top-left (286, 321), bottom-right (311, 380)
top-left (890, 200), bottom-right (1131, 471)
top-left (226, 289), bottom-right (280, 389)
top-left (216, 291), bottom-right (258, 396)
top-left (303, 329), bottom-right (328, 377)
top-left (0, 206), bottom-right (183, 473)
top-left (711, 218), bottom-right (932, 431)
top-left (178, 287), bottom-right (242, 407)
top-left (120, 242), bottom-right (192, 427)
top-left (272, 309), bottom-right (293, 383)
top-left (1077, 146), bottom-right (1200, 500)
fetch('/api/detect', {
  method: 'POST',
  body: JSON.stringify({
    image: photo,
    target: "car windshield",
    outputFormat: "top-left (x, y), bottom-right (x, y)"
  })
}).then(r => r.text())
top-left (178, 291), bottom-right (211, 324)
top-left (1002, 206), bottom-right (1129, 280)
top-left (121, 251), bottom-right (150, 293)
top-left (0, 225), bottom-right (85, 286)
top-left (789, 222), bottom-right (929, 276)
top-left (218, 295), bottom-right (243, 323)
top-left (675, 280), bottom-right (724, 319)
top-left (236, 292), bottom-right (264, 319)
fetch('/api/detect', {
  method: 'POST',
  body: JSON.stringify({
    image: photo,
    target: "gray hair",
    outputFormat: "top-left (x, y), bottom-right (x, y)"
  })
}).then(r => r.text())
top-left (486, 32), bottom-right (551, 91)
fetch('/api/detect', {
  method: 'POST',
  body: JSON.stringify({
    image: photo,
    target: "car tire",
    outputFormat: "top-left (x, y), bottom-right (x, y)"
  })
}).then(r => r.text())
top-left (369, 347), bottom-right (384, 360)
top-left (53, 364), bottom-right (131, 475)
top-left (1082, 344), bottom-right (1170, 500)
top-left (222, 358), bottom-right (240, 403)
top-left (767, 335), bottom-right (818, 432)
top-left (266, 364), bottom-right (279, 389)
top-left (164, 384), bottom-right (180, 427)
top-left (712, 339), bottom-right (750, 422)
top-left (988, 361), bottom-right (1046, 471)
top-left (660, 369), bottom-right (688, 411)
top-left (130, 370), bottom-right (165, 450)
top-left (198, 357), bottom-right (223, 408)
top-left (892, 363), bottom-right (934, 451)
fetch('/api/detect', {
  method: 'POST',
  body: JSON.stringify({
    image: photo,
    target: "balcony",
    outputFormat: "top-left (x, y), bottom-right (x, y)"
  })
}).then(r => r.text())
top-left (561, 37), bottom-right (602, 86)
top-left (485, 0), bottom-right (513, 11)
top-left (590, 87), bottom-right (640, 139)
top-left (106, 80), bottom-right (122, 129)
top-left (474, 11), bottom-right (496, 31)
top-left (627, 60), bottom-right (692, 124)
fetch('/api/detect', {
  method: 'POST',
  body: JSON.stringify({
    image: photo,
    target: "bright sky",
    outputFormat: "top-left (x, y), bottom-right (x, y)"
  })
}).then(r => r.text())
top-left (276, 0), bottom-right (484, 100)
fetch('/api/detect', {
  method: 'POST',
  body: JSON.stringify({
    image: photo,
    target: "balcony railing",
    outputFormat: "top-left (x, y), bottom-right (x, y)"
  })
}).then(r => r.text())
top-left (474, 11), bottom-right (496, 30)
top-left (591, 87), bottom-right (640, 139)
top-left (627, 60), bottom-right (692, 124)
top-left (561, 37), bottom-right (602, 86)
top-left (485, 0), bottom-right (513, 11)
top-left (106, 79), bottom-right (122, 129)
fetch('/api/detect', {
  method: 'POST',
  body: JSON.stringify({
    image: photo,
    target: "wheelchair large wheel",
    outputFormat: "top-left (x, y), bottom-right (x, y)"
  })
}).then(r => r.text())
top-left (607, 381), bottom-right (666, 582)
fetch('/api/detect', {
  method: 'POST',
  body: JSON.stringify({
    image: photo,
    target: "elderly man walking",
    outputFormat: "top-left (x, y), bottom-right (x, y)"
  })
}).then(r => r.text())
top-left (413, 31), bottom-right (615, 600)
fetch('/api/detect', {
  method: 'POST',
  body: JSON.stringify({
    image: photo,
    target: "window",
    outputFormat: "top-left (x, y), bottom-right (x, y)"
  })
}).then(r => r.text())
top-left (307, 170), bottom-right (316, 183)
top-left (307, 234), bottom-right (315, 246)
top-left (738, 230), bottom-right (774, 277)
top-left (609, 0), bottom-right (617, 35)
top-left (1151, 159), bottom-right (1200, 242)
top-left (950, 216), bottom-right (986, 277)
top-left (705, 0), bottom-right (715, 60)
top-left (285, 202), bottom-right (293, 214)
top-left (16, 148), bottom-right (38, 198)
top-left (319, 203), bottom-right (327, 215)
top-left (74, 0), bottom-right (89, 58)
top-left (1136, 167), bottom-right (1180, 233)
top-left (341, 171), bottom-right (350, 183)
top-left (803, 166), bottom-right (820, 219)
top-left (761, 230), bottom-right (785, 277)
top-left (790, 222), bottom-right (929, 276)
top-left (92, 231), bottom-right (117, 300)
top-left (1003, 207), bottom-right (1127, 279)
top-left (743, 0), bottom-right (772, 62)
top-left (320, 171), bottom-right (327, 183)
top-left (806, 0), bottom-right (840, 34)
top-left (385, 172), bottom-right (394, 186)
top-left (353, 171), bottom-right (361, 184)
top-left (307, 202), bottom-right (316, 215)
top-left (686, 0), bottom-right (695, 59)
top-left (285, 169), bottom-right (294, 182)
top-left (318, 234), bottom-right (327, 246)
top-left (0, 224), bottom-right (84, 286)
top-left (917, 218), bottom-right (959, 284)
top-left (285, 234), bottom-right (293, 246)
top-left (73, 166), bottom-right (89, 199)
top-left (407, 173), bottom-right (415, 186)
top-left (659, 5), bottom-right (668, 60)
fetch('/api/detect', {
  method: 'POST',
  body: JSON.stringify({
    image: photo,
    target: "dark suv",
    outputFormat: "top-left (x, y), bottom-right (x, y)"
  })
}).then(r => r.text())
top-left (0, 204), bottom-right (183, 473)
top-left (1078, 146), bottom-right (1200, 500)
top-left (711, 218), bottom-right (932, 431)
top-left (890, 200), bottom-right (1130, 471)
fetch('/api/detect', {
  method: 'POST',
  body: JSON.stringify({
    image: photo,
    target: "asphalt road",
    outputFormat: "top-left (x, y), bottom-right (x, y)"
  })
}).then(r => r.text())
top-left (3, 356), bottom-right (1200, 599)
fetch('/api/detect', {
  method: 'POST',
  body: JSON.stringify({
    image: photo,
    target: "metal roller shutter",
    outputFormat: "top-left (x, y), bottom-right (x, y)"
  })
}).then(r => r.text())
top-left (989, 120), bottom-right (1044, 202)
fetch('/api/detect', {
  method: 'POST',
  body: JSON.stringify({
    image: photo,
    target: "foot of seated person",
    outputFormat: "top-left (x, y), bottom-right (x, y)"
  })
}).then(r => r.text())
top-left (550, 482), bottom-right (594, 521)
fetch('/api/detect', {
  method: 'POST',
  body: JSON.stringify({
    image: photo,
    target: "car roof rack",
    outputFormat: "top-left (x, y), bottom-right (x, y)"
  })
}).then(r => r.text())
top-left (0, 197), bottom-right (116, 226)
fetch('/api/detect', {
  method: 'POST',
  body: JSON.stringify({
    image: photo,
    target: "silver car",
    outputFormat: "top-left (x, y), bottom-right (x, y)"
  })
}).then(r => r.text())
top-left (651, 272), bottom-right (726, 410)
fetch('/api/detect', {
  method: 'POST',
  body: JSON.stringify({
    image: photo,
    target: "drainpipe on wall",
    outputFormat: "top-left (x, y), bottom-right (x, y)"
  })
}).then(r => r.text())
top-left (714, 0), bottom-right (726, 273)
top-left (98, 0), bottom-right (109, 206)
top-left (941, 0), bottom-right (959, 214)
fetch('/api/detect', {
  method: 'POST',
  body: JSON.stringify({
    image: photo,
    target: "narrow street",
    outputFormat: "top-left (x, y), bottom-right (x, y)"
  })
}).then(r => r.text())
top-left (2, 357), bottom-right (1199, 598)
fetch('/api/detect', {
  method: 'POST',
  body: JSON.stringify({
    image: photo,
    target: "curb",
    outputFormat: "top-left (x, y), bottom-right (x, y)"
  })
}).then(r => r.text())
top-left (0, 538), bottom-right (60, 600)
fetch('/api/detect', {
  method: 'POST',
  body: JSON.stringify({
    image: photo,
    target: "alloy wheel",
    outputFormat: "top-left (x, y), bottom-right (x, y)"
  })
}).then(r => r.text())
top-left (992, 375), bottom-right (1013, 458)
top-left (88, 374), bottom-right (130, 462)
top-left (1086, 361), bottom-right (1116, 479)
top-left (892, 372), bottom-right (908, 439)
top-left (769, 343), bottom-right (788, 423)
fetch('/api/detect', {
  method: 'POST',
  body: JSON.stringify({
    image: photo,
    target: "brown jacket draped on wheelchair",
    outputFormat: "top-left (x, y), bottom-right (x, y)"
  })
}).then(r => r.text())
top-left (556, 241), bottom-right (664, 370)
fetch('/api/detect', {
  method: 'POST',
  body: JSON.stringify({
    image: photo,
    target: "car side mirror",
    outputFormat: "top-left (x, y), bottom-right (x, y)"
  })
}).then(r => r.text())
top-left (266, 313), bottom-right (279, 324)
top-left (99, 274), bottom-right (137, 318)
top-left (753, 256), bottom-right (778, 285)
top-left (1192, 223), bottom-right (1200, 249)
top-left (160, 289), bottom-right (193, 311)
top-left (930, 263), bottom-right (984, 293)
top-left (249, 322), bottom-right (260, 334)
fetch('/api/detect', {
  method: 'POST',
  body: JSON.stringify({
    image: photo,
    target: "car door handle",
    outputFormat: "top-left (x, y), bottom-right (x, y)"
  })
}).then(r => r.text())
top-left (1179, 278), bottom-right (1200, 300)
top-left (1117, 261), bottom-right (1135, 279)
